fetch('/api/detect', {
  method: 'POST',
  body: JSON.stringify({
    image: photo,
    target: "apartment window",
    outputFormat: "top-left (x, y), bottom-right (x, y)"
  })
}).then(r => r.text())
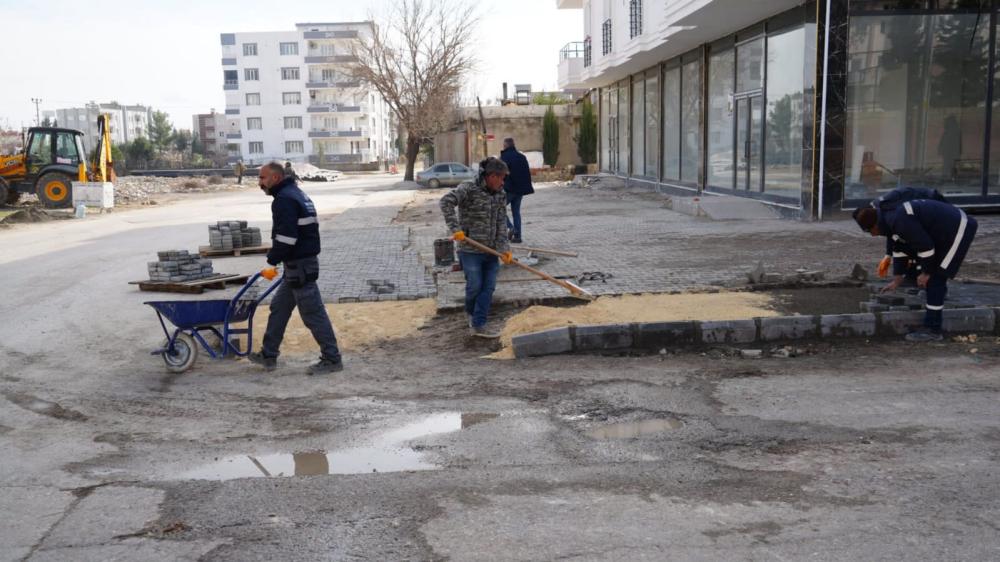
top-left (281, 67), bottom-right (300, 80)
top-left (285, 141), bottom-right (304, 153)
top-left (243, 43), bottom-right (258, 56)
top-left (282, 92), bottom-right (302, 105)
top-left (322, 68), bottom-right (336, 81)
top-left (224, 70), bottom-right (238, 86)
top-left (629, 0), bottom-right (642, 38)
top-left (244, 68), bottom-right (259, 81)
top-left (249, 141), bottom-right (263, 154)
top-left (247, 117), bottom-right (262, 130)
top-left (280, 42), bottom-right (299, 55)
top-left (323, 117), bottom-right (338, 129)
top-left (602, 18), bottom-right (612, 55)
top-left (283, 116), bottom-right (302, 129)
top-left (245, 93), bottom-right (261, 106)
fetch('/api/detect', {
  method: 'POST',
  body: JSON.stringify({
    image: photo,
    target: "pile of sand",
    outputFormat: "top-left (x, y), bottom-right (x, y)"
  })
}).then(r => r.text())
top-left (491, 292), bottom-right (780, 359)
top-left (251, 299), bottom-right (436, 354)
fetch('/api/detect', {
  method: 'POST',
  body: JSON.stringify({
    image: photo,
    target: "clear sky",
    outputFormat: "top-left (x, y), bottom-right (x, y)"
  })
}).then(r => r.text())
top-left (1, 0), bottom-right (580, 131)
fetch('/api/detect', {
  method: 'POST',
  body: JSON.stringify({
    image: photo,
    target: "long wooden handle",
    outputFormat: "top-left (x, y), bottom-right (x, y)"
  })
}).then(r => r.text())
top-left (460, 237), bottom-right (586, 295)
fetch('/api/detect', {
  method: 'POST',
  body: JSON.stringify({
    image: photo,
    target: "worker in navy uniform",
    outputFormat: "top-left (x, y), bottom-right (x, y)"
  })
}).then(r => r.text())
top-left (249, 162), bottom-right (343, 374)
top-left (866, 187), bottom-right (948, 282)
top-left (854, 195), bottom-right (977, 342)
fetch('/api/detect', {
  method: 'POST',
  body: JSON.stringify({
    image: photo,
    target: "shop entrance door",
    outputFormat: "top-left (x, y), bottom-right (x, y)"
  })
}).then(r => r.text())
top-left (735, 94), bottom-right (763, 191)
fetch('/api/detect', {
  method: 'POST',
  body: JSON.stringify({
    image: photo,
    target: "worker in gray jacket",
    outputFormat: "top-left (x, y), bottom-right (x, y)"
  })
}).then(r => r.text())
top-left (440, 157), bottom-right (513, 337)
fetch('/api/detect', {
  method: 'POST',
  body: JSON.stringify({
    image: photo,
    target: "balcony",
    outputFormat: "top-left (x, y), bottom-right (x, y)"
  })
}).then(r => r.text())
top-left (303, 30), bottom-right (359, 40)
top-left (307, 128), bottom-right (368, 139)
top-left (601, 19), bottom-right (612, 55)
top-left (305, 80), bottom-right (362, 89)
top-left (308, 153), bottom-right (364, 165)
top-left (221, 57), bottom-right (237, 66)
top-left (223, 80), bottom-right (239, 91)
top-left (557, 42), bottom-right (585, 90)
top-left (306, 103), bottom-right (366, 114)
top-left (304, 54), bottom-right (359, 64)
top-left (225, 107), bottom-right (240, 115)
top-left (226, 132), bottom-right (242, 139)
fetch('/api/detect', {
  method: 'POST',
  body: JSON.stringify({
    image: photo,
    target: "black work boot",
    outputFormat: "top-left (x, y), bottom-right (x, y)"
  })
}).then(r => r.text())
top-left (248, 352), bottom-right (277, 371)
top-left (308, 357), bottom-right (344, 375)
top-left (905, 328), bottom-right (944, 342)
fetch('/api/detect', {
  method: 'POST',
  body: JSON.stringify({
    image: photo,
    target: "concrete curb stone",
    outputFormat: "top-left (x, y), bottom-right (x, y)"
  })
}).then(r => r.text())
top-left (632, 321), bottom-right (697, 350)
top-left (512, 326), bottom-right (574, 358)
top-left (942, 308), bottom-right (995, 333)
top-left (698, 319), bottom-right (758, 344)
top-left (876, 311), bottom-right (926, 336)
top-left (759, 315), bottom-right (819, 341)
top-left (821, 313), bottom-right (877, 338)
top-left (573, 324), bottom-right (633, 352)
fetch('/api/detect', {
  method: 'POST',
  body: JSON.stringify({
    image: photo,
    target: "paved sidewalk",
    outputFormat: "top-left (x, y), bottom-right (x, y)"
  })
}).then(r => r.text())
top-left (315, 190), bottom-right (436, 303)
top-left (395, 182), bottom-right (1000, 310)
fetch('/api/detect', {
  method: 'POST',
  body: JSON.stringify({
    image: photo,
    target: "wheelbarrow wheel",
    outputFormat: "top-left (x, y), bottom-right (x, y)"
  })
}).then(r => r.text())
top-left (162, 333), bottom-right (198, 373)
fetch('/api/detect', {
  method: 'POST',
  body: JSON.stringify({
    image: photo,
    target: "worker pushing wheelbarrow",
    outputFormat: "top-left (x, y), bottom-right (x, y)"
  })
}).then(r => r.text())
top-left (146, 270), bottom-right (281, 372)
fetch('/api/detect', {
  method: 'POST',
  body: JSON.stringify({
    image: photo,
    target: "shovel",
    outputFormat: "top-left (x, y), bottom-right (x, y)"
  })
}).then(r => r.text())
top-left (459, 236), bottom-right (595, 301)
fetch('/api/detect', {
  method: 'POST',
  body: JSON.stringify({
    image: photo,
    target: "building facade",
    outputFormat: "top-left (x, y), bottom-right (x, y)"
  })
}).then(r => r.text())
top-left (219, 22), bottom-right (397, 168)
top-left (192, 111), bottom-right (240, 159)
top-left (558, 0), bottom-right (1000, 219)
top-left (51, 102), bottom-right (152, 152)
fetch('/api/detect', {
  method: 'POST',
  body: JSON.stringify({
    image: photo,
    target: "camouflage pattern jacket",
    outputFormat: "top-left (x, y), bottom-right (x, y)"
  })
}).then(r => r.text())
top-left (439, 178), bottom-right (510, 255)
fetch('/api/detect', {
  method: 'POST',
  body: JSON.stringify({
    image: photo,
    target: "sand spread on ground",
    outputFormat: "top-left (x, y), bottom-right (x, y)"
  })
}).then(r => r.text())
top-left (489, 292), bottom-right (780, 359)
top-left (251, 299), bottom-right (436, 354)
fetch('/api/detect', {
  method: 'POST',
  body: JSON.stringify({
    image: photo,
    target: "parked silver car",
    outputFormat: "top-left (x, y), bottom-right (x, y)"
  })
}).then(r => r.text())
top-left (416, 162), bottom-right (477, 188)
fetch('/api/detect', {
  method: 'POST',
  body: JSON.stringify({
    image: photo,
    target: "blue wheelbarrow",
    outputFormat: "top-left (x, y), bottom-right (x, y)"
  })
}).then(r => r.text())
top-left (145, 273), bottom-right (282, 372)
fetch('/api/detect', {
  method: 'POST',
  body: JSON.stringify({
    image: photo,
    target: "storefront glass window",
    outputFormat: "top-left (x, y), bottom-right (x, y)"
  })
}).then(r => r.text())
top-left (737, 37), bottom-right (764, 93)
top-left (991, 18), bottom-right (1000, 195)
top-left (600, 88), bottom-right (610, 171)
top-left (632, 77), bottom-right (644, 175)
top-left (681, 59), bottom-right (702, 184)
top-left (707, 49), bottom-right (735, 189)
top-left (845, 13), bottom-right (989, 200)
top-left (645, 72), bottom-right (660, 178)
top-left (764, 25), bottom-right (806, 200)
top-left (663, 66), bottom-right (681, 181)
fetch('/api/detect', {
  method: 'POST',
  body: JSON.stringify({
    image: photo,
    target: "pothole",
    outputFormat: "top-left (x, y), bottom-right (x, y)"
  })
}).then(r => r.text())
top-left (172, 412), bottom-right (499, 481)
top-left (586, 418), bottom-right (683, 440)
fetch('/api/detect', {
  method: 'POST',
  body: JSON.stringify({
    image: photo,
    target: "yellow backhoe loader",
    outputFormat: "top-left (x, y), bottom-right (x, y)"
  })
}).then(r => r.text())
top-left (0, 113), bottom-right (116, 208)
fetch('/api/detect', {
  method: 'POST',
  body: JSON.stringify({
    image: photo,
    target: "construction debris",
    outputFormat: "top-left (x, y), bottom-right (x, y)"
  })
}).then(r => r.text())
top-left (148, 250), bottom-right (214, 282)
top-left (850, 263), bottom-right (869, 281)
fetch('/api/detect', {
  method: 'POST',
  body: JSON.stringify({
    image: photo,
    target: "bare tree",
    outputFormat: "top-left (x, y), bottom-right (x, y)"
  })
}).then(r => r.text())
top-left (350, 0), bottom-right (477, 181)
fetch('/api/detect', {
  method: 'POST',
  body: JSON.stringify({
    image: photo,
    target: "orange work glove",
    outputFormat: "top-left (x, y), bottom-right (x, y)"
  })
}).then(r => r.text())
top-left (452, 230), bottom-right (466, 241)
top-left (500, 251), bottom-right (513, 264)
top-left (260, 267), bottom-right (279, 280)
top-left (877, 255), bottom-right (891, 278)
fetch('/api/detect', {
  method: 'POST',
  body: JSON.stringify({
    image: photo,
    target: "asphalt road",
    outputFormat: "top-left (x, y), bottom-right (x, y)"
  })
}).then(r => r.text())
top-left (2, 175), bottom-right (999, 561)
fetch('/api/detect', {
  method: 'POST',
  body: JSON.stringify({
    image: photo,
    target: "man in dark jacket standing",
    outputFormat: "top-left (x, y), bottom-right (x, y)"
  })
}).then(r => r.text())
top-left (249, 162), bottom-right (343, 374)
top-left (854, 197), bottom-right (977, 342)
top-left (499, 138), bottom-right (533, 243)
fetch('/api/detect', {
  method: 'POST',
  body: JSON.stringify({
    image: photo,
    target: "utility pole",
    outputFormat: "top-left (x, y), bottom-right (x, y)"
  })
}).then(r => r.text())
top-left (30, 98), bottom-right (42, 125)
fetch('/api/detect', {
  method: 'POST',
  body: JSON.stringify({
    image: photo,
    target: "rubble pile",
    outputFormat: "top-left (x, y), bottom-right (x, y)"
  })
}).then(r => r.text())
top-left (208, 220), bottom-right (262, 251)
top-left (114, 175), bottom-right (243, 204)
top-left (148, 250), bottom-right (215, 282)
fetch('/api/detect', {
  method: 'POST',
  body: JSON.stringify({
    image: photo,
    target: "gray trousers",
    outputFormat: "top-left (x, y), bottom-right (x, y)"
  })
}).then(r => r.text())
top-left (261, 258), bottom-right (341, 361)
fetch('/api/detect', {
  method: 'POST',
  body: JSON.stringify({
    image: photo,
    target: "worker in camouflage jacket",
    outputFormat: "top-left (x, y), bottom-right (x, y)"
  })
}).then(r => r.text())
top-left (440, 156), bottom-right (513, 338)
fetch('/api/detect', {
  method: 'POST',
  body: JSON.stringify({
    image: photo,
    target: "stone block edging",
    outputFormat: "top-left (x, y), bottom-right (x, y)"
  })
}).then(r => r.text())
top-left (510, 308), bottom-right (999, 358)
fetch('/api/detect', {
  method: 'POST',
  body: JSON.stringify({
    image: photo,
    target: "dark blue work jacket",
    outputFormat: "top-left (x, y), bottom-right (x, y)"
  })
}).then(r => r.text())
top-left (877, 199), bottom-right (975, 278)
top-left (266, 177), bottom-right (321, 266)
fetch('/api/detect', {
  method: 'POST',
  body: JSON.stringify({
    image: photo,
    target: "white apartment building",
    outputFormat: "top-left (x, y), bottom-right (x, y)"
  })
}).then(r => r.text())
top-left (52, 102), bottom-right (152, 152)
top-left (558, 0), bottom-right (1000, 219)
top-left (219, 22), bottom-right (397, 168)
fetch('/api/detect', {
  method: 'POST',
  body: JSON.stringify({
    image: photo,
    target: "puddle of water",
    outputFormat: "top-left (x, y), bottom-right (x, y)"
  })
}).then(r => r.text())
top-left (586, 418), bottom-right (683, 440)
top-left (175, 412), bottom-right (498, 481)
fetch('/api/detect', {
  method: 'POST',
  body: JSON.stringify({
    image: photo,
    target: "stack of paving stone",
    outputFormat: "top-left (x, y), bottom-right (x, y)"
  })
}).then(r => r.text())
top-left (208, 221), bottom-right (263, 251)
top-left (148, 250), bottom-right (215, 282)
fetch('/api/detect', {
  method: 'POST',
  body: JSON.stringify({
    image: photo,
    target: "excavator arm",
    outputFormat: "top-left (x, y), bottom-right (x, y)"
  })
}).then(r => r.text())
top-left (88, 113), bottom-right (115, 183)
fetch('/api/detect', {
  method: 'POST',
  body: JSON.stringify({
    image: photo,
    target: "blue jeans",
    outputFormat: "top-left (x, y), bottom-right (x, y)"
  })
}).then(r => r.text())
top-left (459, 251), bottom-right (499, 328)
top-left (506, 193), bottom-right (523, 237)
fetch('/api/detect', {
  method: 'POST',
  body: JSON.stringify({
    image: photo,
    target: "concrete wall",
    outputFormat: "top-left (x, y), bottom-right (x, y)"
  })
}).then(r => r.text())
top-left (434, 103), bottom-right (583, 168)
